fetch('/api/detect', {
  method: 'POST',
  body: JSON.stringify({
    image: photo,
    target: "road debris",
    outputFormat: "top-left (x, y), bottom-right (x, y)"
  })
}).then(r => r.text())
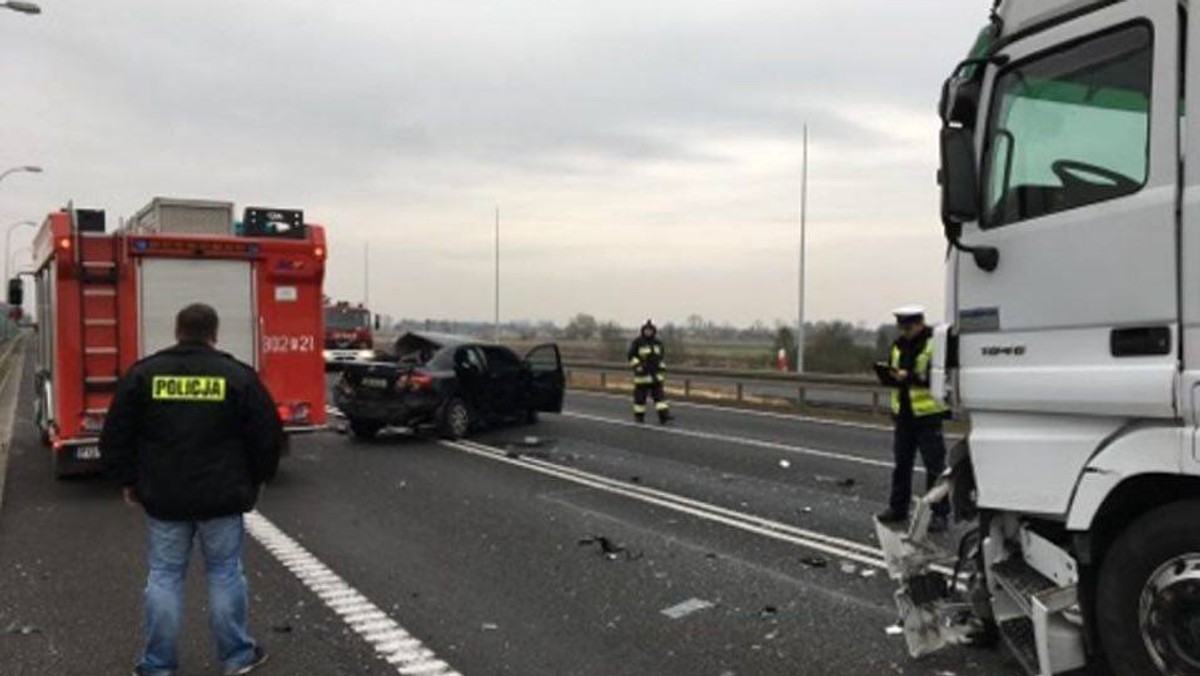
top-left (885, 624), bottom-right (904, 636)
top-left (4, 622), bottom-right (41, 635)
top-left (815, 475), bottom-right (857, 488)
top-left (840, 561), bottom-right (859, 575)
top-left (860, 568), bottom-right (878, 579)
top-left (629, 475), bottom-right (642, 483)
top-left (778, 459), bottom-right (791, 469)
top-left (271, 622), bottom-right (293, 633)
top-left (799, 556), bottom-right (828, 568)
top-left (481, 623), bottom-right (499, 632)
top-left (660, 598), bottom-right (714, 620)
top-left (757, 605), bottom-right (778, 619)
top-left (578, 535), bottom-right (642, 561)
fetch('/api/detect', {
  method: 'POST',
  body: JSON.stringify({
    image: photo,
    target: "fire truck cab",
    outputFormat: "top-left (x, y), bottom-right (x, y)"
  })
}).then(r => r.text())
top-left (21, 198), bottom-right (328, 477)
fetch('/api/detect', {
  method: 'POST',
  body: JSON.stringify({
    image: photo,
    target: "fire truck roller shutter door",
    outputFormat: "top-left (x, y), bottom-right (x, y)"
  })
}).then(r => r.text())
top-left (139, 258), bottom-right (257, 366)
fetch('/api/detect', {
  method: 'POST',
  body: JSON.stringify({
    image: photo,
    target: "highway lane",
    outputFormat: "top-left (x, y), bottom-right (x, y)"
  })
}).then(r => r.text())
top-left (0, 365), bottom-right (1018, 675)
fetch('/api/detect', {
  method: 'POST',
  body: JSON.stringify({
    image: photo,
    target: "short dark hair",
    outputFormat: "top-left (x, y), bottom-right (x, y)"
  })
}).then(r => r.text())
top-left (176, 303), bottom-right (219, 343)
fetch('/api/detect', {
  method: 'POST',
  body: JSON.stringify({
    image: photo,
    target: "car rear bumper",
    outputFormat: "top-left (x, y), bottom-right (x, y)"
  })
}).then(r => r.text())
top-left (334, 391), bottom-right (440, 427)
top-left (324, 349), bottom-right (376, 365)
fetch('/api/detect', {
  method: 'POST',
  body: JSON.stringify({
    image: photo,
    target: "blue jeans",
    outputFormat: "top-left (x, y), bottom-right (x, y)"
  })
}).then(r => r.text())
top-left (138, 515), bottom-right (258, 675)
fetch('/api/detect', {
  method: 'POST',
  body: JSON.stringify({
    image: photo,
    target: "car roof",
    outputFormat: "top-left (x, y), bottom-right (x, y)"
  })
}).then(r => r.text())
top-left (394, 331), bottom-right (487, 352)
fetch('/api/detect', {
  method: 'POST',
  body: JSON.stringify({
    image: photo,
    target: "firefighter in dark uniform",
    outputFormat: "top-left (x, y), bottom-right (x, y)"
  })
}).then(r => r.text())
top-left (628, 320), bottom-right (673, 424)
top-left (101, 303), bottom-right (283, 676)
top-left (875, 305), bottom-right (950, 533)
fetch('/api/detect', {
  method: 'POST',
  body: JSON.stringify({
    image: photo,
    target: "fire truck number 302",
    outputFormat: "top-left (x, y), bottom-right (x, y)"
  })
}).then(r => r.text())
top-left (262, 335), bottom-right (316, 354)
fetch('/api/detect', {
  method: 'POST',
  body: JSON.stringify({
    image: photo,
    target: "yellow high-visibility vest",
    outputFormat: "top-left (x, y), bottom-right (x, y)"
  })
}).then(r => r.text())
top-left (890, 340), bottom-right (947, 417)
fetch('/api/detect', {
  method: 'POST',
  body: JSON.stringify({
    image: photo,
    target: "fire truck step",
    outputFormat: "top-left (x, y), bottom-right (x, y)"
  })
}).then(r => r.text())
top-left (82, 288), bottom-right (116, 297)
top-left (84, 347), bottom-right (118, 355)
top-left (83, 377), bottom-right (119, 391)
top-left (83, 319), bottom-right (117, 327)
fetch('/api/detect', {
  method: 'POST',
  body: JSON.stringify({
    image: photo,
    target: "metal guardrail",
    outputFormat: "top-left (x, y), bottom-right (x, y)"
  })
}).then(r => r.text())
top-left (563, 360), bottom-right (891, 415)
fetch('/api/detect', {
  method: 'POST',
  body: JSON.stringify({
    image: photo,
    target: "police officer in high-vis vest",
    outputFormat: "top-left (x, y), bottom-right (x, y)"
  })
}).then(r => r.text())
top-left (876, 305), bottom-right (950, 533)
top-left (628, 320), bottom-right (673, 424)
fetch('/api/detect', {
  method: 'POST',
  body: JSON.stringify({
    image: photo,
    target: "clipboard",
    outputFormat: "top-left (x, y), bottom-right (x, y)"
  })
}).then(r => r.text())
top-left (873, 361), bottom-right (899, 386)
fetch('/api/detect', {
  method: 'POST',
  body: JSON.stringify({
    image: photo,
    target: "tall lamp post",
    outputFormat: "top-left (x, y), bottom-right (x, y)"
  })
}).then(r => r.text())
top-left (4, 221), bottom-right (36, 284)
top-left (1, 2), bottom-right (41, 14)
top-left (797, 125), bottom-right (808, 374)
top-left (0, 165), bottom-right (42, 184)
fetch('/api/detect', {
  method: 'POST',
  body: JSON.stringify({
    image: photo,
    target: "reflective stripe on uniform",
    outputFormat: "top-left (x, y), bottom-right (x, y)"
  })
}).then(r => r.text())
top-left (889, 341), bottom-right (947, 417)
top-left (655, 401), bottom-right (669, 411)
top-left (633, 376), bottom-right (655, 385)
top-left (633, 404), bottom-right (647, 414)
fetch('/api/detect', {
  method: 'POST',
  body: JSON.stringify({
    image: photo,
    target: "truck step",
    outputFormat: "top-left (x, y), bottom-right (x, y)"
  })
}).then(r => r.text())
top-left (993, 558), bottom-right (1056, 618)
top-left (999, 617), bottom-right (1040, 676)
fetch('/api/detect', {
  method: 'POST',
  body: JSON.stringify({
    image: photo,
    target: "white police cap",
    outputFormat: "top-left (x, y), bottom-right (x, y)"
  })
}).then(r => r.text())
top-left (892, 305), bottom-right (926, 321)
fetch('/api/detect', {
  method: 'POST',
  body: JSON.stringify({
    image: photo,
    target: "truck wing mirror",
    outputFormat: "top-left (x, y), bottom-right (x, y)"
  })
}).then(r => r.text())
top-left (7, 278), bottom-right (22, 307)
top-left (939, 126), bottom-right (999, 273)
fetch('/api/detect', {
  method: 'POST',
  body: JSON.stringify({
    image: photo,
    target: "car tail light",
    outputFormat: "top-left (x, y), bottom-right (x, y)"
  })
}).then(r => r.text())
top-left (408, 373), bottom-right (434, 391)
top-left (277, 402), bottom-right (312, 424)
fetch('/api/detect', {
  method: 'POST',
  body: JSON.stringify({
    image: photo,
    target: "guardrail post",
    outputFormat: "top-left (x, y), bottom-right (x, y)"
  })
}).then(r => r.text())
top-left (797, 386), bottom-right (806, 407)
top-left (600, 372), bottom-right (607, 389)
top-left (684, 378), bottom-right (691, 398)
top-left (736, 382), bottom-right (743, 402)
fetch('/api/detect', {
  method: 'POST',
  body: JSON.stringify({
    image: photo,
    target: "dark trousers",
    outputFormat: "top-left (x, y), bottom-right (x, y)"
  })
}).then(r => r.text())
top-left (889, 416), bottom-right (949, 516)
top-left (633, 381), bottom-right (668, 414)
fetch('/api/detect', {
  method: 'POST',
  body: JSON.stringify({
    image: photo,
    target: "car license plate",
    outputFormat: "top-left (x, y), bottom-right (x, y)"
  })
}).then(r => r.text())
top-left (361, 377), bottom-right (389, 389)
top-left (74, 445), bottom-right (101, 461)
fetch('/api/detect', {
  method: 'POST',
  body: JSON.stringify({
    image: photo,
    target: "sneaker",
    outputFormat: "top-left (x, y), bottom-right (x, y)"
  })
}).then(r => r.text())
top-left (929, 514), bottom-right (949, 534)
top-left (875, 508), bottom-right (908, 525)
top-left (225, 647), bottom-right (269, 676)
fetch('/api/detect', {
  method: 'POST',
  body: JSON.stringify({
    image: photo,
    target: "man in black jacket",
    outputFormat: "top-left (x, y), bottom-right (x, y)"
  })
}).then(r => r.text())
top-left (101, 303), bottom-right (283, 676)
top-left (627, 320), bottom-right (673, 424)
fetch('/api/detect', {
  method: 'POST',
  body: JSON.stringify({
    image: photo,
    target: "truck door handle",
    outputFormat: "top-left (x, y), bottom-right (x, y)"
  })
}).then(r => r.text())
top-left (1111, 326), bottom-right (1171, 357)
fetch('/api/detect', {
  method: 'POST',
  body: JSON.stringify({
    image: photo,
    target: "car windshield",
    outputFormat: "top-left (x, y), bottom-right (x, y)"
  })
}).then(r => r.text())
top-left (325, 308), bottom-right (370, 330)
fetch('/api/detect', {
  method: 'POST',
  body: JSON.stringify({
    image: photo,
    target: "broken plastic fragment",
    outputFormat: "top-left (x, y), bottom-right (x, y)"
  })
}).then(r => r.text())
top-left (661, 598), bottom-right (714, 619)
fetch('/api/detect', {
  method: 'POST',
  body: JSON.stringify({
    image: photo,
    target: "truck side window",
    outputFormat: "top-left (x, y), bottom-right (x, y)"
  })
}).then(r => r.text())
top-left (982, 23), bottom-right (1152, 228)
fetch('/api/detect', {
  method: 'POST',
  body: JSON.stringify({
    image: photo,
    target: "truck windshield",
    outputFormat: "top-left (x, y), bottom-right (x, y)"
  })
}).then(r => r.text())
top-left (325, 309), bottom-right (370, 330)
top-left (982, 24), bottom-right (1152, 228)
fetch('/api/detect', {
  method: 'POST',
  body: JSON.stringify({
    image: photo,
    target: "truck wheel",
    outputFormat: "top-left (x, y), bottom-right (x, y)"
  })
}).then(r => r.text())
top-left (348, 418), bottom-right (382, 441)
top-left (438, 398), bottom-right (472, 440)
top-left (1097, 500), bottom-right (1200, 675)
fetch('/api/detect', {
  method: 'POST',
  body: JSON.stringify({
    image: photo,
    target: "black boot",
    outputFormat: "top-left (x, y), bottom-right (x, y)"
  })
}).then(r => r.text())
top-left (634, 412), bottom-right (645, 424)
top-left (657, 409), bottom-right (673, 425)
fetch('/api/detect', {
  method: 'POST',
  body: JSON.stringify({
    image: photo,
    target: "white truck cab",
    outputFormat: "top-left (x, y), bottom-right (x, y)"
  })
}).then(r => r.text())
top-left (880, 2), bottom-right (1200, 674)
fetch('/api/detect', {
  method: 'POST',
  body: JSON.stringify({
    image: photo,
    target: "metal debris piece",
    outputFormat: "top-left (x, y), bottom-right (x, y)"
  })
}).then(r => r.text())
top-left (660, 598), bottom-right (714, 620)
top-left (885, 624), bottom-right (904, 636)
top-left (481, 623), bottom-right (499, 632)
top-left (778, 459), bottom-right (791, 469)
top-left (840, 561), bottom-right (859, 575)
top-left (578, 535), bottom-right (641, 561)
top-left (799, 556), bottom-right (828, 568)
top-left (758, 605), bottom-right (778, 619)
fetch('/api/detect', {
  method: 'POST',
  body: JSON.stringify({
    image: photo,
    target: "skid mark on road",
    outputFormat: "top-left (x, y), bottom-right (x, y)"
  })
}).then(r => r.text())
top-left (245, 511), bottom-right (463, 676)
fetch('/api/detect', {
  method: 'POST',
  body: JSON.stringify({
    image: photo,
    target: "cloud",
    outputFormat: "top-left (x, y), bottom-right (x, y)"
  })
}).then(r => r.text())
top-left (0, 0), bottom-right (987, 325)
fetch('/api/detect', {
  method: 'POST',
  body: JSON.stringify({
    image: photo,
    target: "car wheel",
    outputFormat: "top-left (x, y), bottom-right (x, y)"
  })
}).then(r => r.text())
top-left (349, 418), bottom-right (383, 441)
top-left (1097, 500), bottom-right (1200, 675)
top-left (439, 398), bottom-right (472, 440)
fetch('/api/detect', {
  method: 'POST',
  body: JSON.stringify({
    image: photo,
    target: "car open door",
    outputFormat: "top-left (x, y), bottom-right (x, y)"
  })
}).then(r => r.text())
top-left (524, 343), bottom-right (564, 413)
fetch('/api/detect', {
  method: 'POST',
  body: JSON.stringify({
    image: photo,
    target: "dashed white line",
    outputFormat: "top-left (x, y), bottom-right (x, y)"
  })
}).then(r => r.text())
top-left (244, 511), bottom-right (463, 676)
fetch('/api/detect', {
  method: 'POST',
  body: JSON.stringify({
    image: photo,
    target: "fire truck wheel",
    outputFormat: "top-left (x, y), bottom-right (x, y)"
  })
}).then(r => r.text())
top-left (1097, 500), bottom-right (1200, 676)
top-left (348, 418), bottom-right (382, 441)
top-left (438, 398), bottom-right (472, 440)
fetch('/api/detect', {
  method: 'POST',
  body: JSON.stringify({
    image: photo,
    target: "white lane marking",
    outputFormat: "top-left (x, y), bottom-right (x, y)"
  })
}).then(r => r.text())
top-left (560, 409), bottom-right (911, 472)
top-left (569, 389), bottom-right (895, 432)
top-left (441, 439), bottom-right (889, 569)
top-left (244, 511), bottom-right (463, 676)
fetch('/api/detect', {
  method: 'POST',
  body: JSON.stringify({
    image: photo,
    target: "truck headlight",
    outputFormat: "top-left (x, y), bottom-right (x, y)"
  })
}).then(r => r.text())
top-left (356, 350), bottom-right (374, 361)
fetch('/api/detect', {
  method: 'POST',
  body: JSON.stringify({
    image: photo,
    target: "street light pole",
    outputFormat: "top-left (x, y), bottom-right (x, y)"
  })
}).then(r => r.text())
top-left (0, 166), bottom-right (42, 184)
top-left (3, 221), bottom-right (36, 285)
top-left (1, 1), bottom-right (41, 15)
top-left (494, 205), bottom-right (500, 343)
top-left (797, 125), bottom-right (808, 374)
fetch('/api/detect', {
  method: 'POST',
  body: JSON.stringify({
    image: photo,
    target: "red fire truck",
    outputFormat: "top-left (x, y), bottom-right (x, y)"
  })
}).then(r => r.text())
top-left (323, 300), bottom-right (375, 369)
top-left (19, 198), bottom-right (328, 477)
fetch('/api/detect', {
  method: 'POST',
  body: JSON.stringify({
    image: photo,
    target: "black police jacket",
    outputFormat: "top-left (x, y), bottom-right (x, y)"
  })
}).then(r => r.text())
top-left (100, 342), bottom-right (284, 521)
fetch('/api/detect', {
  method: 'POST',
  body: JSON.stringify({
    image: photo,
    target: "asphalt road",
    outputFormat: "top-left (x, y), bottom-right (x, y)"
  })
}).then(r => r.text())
top-left (0, 357), bottom-right (1023, 675)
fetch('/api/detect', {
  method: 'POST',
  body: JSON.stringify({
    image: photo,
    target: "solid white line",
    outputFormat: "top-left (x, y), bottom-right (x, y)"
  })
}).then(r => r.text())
top-left (569, 388), bottom-right (895, 432)
top-left (441, 439), bottom-right (889, 569)
top-left (244, 511), bottom-right (463, 676)
top-left (561, 409), bottom-right (909, 472)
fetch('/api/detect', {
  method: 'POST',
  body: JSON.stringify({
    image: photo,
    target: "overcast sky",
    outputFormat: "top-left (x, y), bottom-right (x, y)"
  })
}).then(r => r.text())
top-left (0, 1), bottom-right (984, 327)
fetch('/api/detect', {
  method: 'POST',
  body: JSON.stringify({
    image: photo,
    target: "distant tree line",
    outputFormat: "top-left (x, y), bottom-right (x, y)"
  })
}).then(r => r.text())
top-left (387, 313), bottom-right (899, 375)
